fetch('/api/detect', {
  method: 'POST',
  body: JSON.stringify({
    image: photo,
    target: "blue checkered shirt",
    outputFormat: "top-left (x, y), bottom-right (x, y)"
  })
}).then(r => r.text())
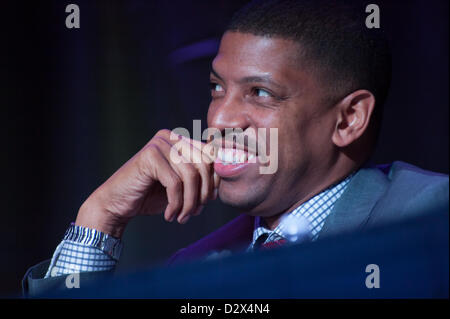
top-left (45, 225), bottom-right (117, 278)
top-left (45, 173), bottom-right (354, 278)
top-left (248, 173), bottom-right (354, 250)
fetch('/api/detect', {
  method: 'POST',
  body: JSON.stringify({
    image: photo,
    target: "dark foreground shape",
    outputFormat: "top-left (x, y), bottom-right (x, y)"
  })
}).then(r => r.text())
top-left (28, 211), bottom-right (448, 298)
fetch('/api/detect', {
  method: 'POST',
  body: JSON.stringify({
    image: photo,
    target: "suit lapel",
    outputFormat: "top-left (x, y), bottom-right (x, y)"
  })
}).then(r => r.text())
top-left (317, 165), bottom-right (390, 239)
top-left (170, 166), bottom-right (391, 264)
top-left (168, 213), bottom-right (255, 264)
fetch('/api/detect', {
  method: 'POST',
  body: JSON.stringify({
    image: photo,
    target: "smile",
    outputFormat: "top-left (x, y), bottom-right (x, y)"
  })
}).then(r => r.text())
top-left (214, 148), bottom-right (257, 178)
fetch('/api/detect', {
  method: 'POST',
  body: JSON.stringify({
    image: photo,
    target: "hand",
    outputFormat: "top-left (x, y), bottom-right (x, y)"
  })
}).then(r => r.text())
top-left (75, 129), bottom-right (220, 238)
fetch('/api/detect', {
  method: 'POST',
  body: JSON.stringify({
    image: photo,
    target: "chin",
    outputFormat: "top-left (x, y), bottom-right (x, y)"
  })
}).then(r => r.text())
top-left (218, 179), bottom-right (269, 214)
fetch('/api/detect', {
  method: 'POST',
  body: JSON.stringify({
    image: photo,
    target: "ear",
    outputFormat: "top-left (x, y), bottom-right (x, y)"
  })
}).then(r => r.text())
top-left (331, 89), bottom-right (375, 148)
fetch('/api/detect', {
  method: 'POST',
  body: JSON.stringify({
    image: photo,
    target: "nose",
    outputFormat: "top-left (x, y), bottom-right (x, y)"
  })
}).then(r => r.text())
top-left (208, 92), bottom-right (250, 134)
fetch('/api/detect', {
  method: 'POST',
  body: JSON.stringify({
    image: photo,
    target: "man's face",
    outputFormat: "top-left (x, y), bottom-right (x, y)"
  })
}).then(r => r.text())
top-left (207, 31), bottom-right (338, 218)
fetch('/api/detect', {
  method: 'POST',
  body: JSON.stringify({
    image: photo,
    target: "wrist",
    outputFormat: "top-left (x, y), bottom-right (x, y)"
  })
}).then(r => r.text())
top-left (76, 196), bottom-right (129, 238)
top-left (64, 224), bottom-right (123, 261)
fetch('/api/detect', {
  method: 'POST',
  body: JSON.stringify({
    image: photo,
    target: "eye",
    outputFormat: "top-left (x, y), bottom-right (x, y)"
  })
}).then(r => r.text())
top-left (210, 83), bottom-right (224, 92)
top-left (254, 88), bottom-right (273, 98)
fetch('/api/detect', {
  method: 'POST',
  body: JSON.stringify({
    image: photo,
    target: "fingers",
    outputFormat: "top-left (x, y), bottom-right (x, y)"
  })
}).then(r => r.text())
top-left (147, 131), bottom-right (218, 224)
top-left (83, 128), bottom-right (219, 236)
top-left (139, 144), bottom-right (183, 222)
top-left (149, 136), bottom-right (199, 223)
top-left (213, 172), bottom-right (220, 200)
top-left (168, 136), bottom-right (216, 223)
top-left (174, 137), bottom-right (214, 206)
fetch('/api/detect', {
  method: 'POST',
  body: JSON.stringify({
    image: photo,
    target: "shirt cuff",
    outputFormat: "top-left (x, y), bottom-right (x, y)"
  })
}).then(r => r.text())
top-left (45, 224), bottom-right (121, 278)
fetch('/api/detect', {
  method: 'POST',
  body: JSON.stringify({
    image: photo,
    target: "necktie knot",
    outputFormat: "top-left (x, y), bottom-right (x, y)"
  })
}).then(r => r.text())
top-left (254, 232), bottom-right (287, 250)
top-left (261, 238), bottom-right (287, 249)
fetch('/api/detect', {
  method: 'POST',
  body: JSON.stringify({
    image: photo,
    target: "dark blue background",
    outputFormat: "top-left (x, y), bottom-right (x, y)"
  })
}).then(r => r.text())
top-left (3, 0), bottom-right (448, 296)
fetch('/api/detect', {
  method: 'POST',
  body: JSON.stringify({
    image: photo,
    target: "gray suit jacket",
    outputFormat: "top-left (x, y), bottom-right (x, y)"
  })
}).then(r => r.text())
top-left (22, 161), bottom-right (449, 297)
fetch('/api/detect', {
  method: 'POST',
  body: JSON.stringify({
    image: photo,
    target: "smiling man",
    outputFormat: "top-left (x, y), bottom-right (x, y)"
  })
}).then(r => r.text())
top-left (207, 30), bottom-right (365, 228)
top-left (23, 0), bottom-right (448, 295)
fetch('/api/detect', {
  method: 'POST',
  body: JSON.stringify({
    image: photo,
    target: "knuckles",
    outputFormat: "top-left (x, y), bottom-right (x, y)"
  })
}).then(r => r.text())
top-left (135, 130), bottom-right (214, 219)
top-left (166, 174), bottom-right (182, 191)
top-left (156, 129), bottom-right (174, 139)
top-left (183, 165), bottom-right (199, 180)
top-left (136, 144), bottom-right (161, 178)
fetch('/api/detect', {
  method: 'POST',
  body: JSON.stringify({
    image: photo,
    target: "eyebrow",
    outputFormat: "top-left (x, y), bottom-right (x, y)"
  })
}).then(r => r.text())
top-left (210, 67), bottom-right (285, 90)
top-left (238, 75), bottom-right (284, 90)
top-left (210, 68), bottom-right (224, 82)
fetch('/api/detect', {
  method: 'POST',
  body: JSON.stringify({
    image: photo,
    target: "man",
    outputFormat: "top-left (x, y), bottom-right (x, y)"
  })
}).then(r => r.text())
top-left (23, 0), bottom-right (448, 295)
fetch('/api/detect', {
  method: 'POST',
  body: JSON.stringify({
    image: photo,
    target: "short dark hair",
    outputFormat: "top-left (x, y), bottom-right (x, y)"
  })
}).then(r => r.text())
top-left (227, 0), bottom-right (392, 145)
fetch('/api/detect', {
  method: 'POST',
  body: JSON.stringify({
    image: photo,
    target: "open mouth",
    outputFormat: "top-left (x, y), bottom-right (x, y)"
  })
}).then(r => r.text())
top-left (214, 147), bottom-right (257, 178)
top-left (216, 147), bottom-right (256, 164)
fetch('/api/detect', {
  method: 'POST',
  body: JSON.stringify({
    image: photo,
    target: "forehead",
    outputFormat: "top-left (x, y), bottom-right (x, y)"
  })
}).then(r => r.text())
top-left (212, 31), bottom-right (306, 85)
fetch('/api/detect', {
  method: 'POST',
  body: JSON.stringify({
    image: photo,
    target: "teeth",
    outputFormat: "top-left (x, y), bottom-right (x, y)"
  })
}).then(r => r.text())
top-left (248, 153), bottom-right (255, 163)
top-left (217, 148), bottom-right (251, 164)
top-left (225, 151), bottom-right (234, 163)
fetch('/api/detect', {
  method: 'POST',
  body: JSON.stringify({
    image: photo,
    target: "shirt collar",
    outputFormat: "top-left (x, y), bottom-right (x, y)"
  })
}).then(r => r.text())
top-left (250, 172), bottom-right (356, 249)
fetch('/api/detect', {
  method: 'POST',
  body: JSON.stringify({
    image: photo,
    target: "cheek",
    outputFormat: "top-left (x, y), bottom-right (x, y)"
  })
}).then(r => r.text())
top-left (289, 116), bottom-right (336, 166)
top-left (274, 113), bottom-right (315, 167)
top-left (278, 129), bottom-right (304, 167)
top-left (206, 103), bottom-right (215, 127)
